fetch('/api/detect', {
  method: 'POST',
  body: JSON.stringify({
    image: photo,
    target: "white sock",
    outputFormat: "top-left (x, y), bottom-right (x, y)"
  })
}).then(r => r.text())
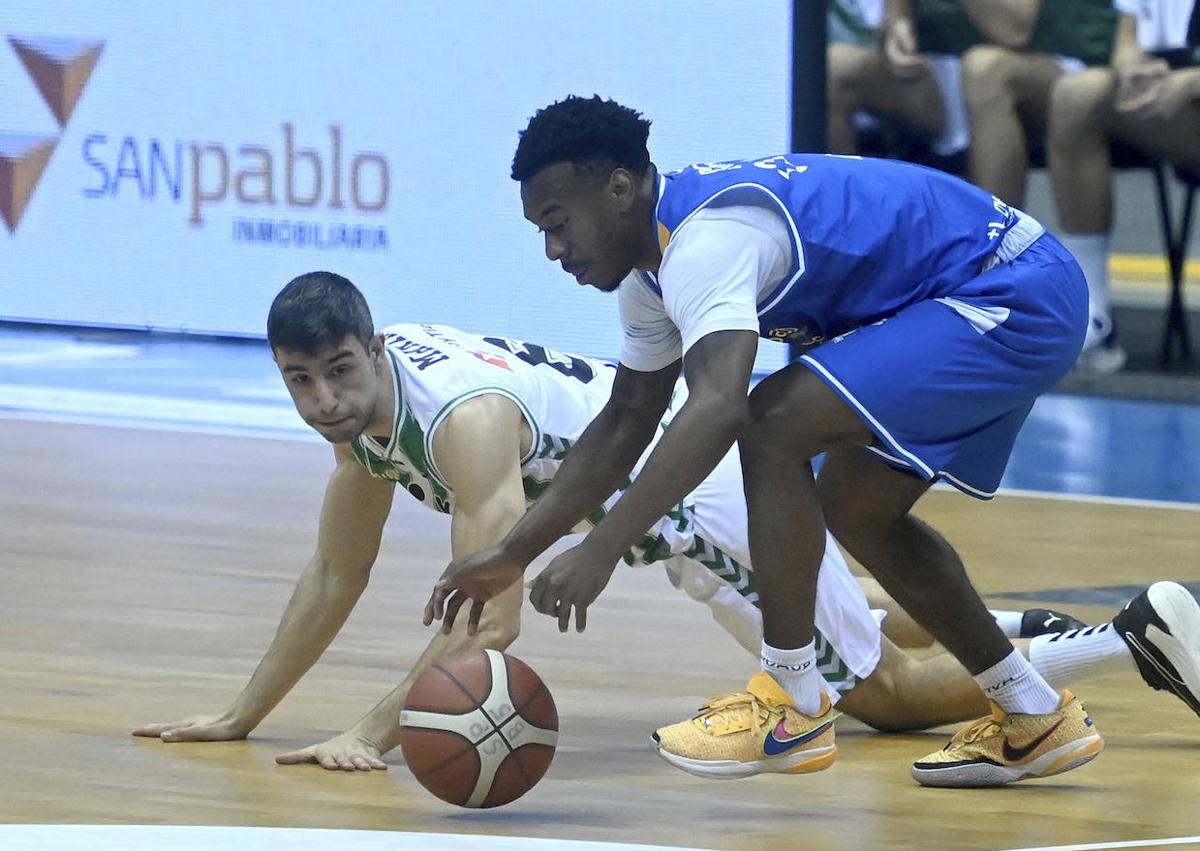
top-left (974, 648), bottom-right (1061, 714)
top-left (1028, 623), bottom-right (1136, 688)
top-left (762, 640), bottom-right (823, 715)
top-left (989, 609), bottom-right (1024, 638)
top-left (1060, 232), bottom-right (1112, 350)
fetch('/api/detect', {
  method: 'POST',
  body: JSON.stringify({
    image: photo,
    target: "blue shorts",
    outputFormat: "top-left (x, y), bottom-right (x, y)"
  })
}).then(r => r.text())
top-left (800, 232), bottom-right (1088, 499)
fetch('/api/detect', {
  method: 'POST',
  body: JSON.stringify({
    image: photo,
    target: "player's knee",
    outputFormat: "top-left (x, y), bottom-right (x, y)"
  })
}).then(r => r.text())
top-left (960, 45), bottom-right (1016, 108)
top-left (1049, 69), bottom-right (1115, 139)
top-left (745, 368), bottom-right (822, 452)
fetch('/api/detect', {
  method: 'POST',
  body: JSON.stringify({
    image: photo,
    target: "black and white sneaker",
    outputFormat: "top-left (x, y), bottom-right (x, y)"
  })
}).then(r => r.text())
top-left (1019, 608), bottom-right (1088, 638)
top-left (1112, 581), bottom-right (1200, 717)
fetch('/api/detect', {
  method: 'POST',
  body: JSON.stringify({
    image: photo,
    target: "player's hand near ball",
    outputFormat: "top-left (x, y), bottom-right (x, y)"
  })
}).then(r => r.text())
top-left (275, 730), bottom-right (387, 771)
top-left (527, 541), bottom-right (618, 633)
top-left (426, 543), bottom-right (526, 635)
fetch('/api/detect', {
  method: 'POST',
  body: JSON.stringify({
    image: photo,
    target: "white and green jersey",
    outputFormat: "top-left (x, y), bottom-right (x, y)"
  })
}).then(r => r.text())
top-left (352, 323), bottom-right (881, 697)
top-left (350, 323), bottom-right (702, 567)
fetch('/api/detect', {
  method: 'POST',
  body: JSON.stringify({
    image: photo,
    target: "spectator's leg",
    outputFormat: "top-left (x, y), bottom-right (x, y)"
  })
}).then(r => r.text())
top-left (827, 41), bottom-right (946, 154)
top-left (1112, 68), bottom-right (1200, 172)
top-left (962, 44), bottom-right (1065, 206)
top-left (1048, 68), bottom-right (1122, 360)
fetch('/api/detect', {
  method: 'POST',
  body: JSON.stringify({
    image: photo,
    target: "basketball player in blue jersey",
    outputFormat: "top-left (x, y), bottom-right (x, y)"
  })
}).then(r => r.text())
top-left (428, 96), bottom-right (1118, 787)
top-left (135, 273), bottom-right (1200, 775)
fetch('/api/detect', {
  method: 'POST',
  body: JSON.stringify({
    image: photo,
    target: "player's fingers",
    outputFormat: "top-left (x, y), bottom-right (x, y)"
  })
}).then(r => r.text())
top-left (161, 723), bottom-right (210, 742)
top-left (528, 574), bottom-right (551, 615)
top-left (132, 720), bottom-right (184, 737)
top-left (319, 754), bottom-right (340, 770)
top-left (441, 591), bottom-right (468, 634)
top-left (336, 756), bottom-right (357, 771)
top-left (431, 582), bottom-right (451, 621)
top-left (558, 598), bottom-right (571, 633)
top-left (576, 602), bottom-right (587, 633)
top-left (351, 756), bottom-right (371, 771)
top-left (275, 749), bottom-right (316, 765)
top-left (367, 756), bottom-right (387, 770)
top-left (467, 599), bottom-right (485, 636)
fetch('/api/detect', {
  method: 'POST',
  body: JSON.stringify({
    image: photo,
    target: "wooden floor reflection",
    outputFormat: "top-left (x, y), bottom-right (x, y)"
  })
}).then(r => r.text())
top-left (2, 418), bottom-right (1198, 850)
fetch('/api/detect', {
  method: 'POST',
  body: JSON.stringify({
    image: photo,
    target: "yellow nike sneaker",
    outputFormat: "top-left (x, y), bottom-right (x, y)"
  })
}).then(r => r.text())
top-left (911, 690), bottom-right (1104, 787)
top-left (651, 672), bottom-right (839, 779)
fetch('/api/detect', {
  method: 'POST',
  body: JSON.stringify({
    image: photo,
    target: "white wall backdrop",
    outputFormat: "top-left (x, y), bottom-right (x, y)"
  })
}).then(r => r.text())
top-left (0, 0), bottom-right (791, 368)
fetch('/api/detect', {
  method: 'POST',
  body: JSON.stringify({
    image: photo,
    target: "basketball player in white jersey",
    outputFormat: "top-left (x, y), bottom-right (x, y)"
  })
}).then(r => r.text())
top-left (133, 272), bottom-right (1200, 773)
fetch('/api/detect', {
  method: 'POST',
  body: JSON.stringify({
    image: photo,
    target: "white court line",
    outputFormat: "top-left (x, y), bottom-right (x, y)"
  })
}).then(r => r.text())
top-left (0, 825), bottom-right (714, 851)
top-left (1001, 835), bottom-right (1200, 851)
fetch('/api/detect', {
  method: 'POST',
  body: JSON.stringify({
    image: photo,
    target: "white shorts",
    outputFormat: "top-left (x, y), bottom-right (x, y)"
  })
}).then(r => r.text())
top-left (655, 445), bottom-right (884, 703)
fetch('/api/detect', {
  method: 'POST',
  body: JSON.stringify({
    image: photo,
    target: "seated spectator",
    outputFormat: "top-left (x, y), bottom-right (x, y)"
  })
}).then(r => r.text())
top-left (956, 0), bottom-right (1118, 205)
top-left (1048, 0), bottom-right (1200, 372)
top-left (826, 0), bottom-right (969, 161)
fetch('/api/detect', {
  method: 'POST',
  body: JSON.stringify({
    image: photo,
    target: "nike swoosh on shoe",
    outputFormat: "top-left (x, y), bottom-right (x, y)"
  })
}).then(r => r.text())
top-left (1001, 719), bottom-right (1064, 762)
top-left (762, 719), bottom-right (835, 757)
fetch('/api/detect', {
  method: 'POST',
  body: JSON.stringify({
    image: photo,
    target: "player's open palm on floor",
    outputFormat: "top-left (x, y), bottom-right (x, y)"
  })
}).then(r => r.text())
top-left (132, 713), bottom-right (250, 743)
top-left (276, 731), bottom-right (387, 771)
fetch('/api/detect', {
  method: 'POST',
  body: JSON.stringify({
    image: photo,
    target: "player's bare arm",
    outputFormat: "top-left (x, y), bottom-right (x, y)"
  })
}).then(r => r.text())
top-left (526, 329), bottom-right (758, 633)
top-left (428, 360), bottom-right (678, 631)
top-left (281, 394), bottom-right (528, 770)
top-left (133, 443), bottom-right (395, 744)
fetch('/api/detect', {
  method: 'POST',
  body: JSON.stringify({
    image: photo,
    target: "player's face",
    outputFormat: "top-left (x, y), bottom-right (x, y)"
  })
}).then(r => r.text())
top-left (274, 335), bottom-right (383, 444)
top-left (521, 162), bottom-right (641, 291)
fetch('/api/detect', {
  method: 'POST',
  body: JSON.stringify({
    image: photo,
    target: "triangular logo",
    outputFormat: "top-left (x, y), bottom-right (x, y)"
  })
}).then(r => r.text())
top-left (0, 134), bottom-right (59, 233)
top-left (8, 36), bottom-right (104, 128)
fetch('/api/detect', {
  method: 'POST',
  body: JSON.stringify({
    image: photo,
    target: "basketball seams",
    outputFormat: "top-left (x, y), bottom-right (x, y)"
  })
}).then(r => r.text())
top-left (433, 660), bottom-right (492, 708)
top-left (400, 649), bottom-right (557, 807)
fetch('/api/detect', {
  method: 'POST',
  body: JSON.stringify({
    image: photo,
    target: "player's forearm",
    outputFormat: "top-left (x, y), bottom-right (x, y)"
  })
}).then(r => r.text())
top-left (227, 559), bottom-right (369, 730)
top-left (504, 404), bottom-right (658, 565)
top-left (586, 392), bottom-right (746, 560)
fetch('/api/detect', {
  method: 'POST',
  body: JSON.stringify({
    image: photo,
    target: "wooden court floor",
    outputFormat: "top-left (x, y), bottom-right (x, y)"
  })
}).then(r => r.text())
top-left (2, 417), bottom-right (1199, 850)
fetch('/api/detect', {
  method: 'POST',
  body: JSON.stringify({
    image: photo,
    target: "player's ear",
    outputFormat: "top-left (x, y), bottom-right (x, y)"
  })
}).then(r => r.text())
top-left (609, 168), bottom-right (635, 212)
top-left (369, 333), bottom-right (386, 360)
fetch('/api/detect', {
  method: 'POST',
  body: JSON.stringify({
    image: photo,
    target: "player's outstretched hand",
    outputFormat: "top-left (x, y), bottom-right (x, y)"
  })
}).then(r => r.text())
top-left (132, 713), bottom-right (250, 743)
top-left (276, 731), bottom-right (387, 771)
top-left (425, 543), bottom-right (526, 635)
top-left (528, 542), bottom-right (618, 633)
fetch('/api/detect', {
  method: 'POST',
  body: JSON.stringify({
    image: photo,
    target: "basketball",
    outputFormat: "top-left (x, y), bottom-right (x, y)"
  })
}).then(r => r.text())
top-left (399, 649), bottom-right (558, 808)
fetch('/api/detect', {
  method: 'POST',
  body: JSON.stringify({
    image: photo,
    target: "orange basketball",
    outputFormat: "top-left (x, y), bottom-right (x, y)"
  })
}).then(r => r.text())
top-left (399, 649), bottom-right (558, 808)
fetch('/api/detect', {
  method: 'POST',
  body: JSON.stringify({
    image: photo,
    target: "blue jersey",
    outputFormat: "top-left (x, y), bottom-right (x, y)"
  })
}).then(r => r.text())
top-left (653, 154), bottom-right (1024, 347)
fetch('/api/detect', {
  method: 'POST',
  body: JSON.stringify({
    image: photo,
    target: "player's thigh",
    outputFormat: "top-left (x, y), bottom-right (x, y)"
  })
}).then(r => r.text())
top-left (745, 362), bottom-right (875, 457)
top-left (1114, 69), bottom-right (1200, 171)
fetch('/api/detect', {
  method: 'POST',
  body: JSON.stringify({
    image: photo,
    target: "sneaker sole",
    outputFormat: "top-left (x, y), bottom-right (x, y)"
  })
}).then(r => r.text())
top-left (910, 733), bottom-right (1104, 788)
top-left (652, 740), bottom-right (837, 779)
top-left (1135, 582), bottom-right (1200, 716)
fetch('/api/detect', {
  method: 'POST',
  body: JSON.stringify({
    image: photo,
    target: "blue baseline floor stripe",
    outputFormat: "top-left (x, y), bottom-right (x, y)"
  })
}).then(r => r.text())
top-left (4, 326), bottom-right (1200, 506)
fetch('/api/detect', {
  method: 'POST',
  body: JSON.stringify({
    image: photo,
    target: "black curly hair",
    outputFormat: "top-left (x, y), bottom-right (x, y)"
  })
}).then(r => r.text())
top-left (511, 95), bottom-right (651, 182)
top-left (267, 271), bottom-right (374, 355)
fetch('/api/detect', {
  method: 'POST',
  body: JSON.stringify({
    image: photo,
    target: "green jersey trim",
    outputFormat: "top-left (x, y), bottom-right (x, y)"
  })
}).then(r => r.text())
top-left (422, 386), bottom-right (543, 491)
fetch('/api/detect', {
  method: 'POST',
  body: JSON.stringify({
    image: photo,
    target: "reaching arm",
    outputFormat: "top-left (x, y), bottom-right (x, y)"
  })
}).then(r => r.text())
top-left (527, 330), bottom-right (759, 631)
top-left (426, 361), bottom-right (679, 628)
top-left (278, 394), bottom-right (530, 769)
top-left (133, 442), bottom-right (394, 742)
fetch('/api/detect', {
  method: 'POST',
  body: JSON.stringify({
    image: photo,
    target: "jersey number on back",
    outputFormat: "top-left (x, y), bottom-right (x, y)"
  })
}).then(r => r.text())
top-left (482, 336), bottom-right (595, 384)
